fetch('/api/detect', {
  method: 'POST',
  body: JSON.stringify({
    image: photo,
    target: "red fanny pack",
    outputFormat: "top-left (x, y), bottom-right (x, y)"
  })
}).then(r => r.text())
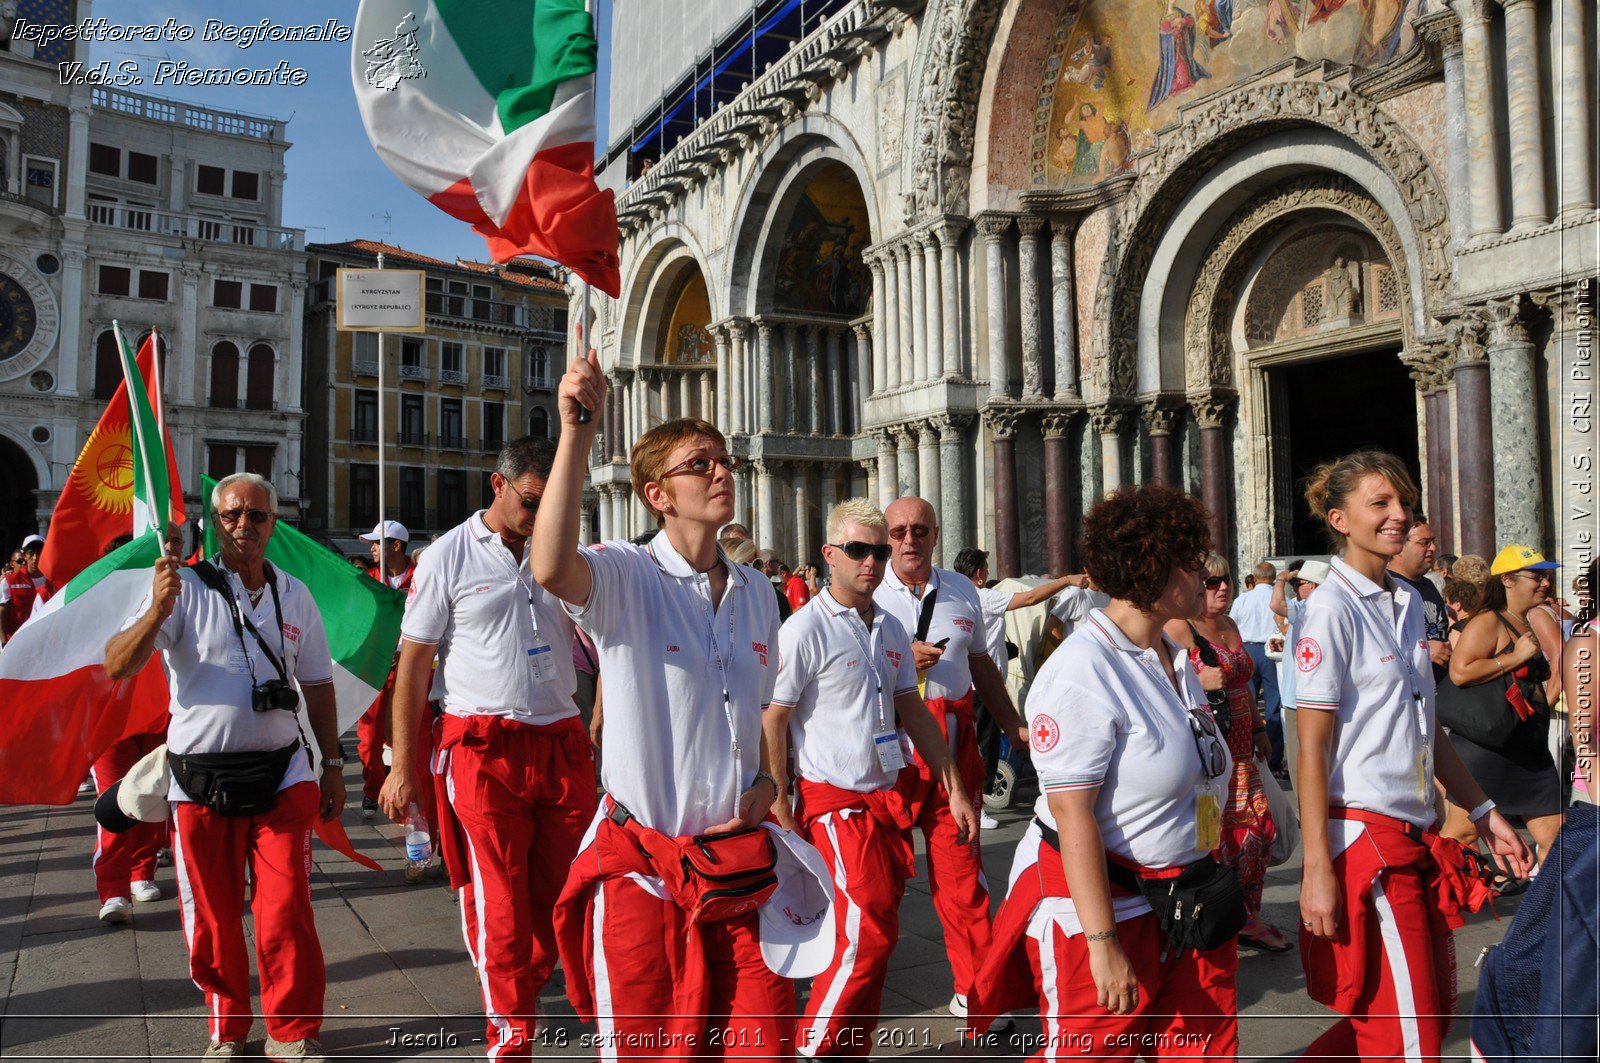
top-left (607, 799), bottom-right (779, 924)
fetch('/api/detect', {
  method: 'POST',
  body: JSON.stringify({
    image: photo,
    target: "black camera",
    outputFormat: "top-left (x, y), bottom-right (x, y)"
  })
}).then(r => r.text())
top-left (252, 678), bottom-right (300, 714)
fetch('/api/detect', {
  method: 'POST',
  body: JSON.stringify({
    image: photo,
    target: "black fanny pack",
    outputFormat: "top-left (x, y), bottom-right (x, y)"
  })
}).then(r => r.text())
top-left (1037, 817), bottom-right (1246, 958)
top-left (170, 743), bottom-right (299, 817)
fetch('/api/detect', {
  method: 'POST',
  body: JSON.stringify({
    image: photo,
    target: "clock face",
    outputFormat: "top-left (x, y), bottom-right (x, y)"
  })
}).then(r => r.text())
top-left (0, 273), bottom-right (39, 364)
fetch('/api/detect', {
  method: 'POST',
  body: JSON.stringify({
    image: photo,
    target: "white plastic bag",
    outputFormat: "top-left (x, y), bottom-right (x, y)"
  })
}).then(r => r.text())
top-left (1258, 756), bottom-right (1299, 866)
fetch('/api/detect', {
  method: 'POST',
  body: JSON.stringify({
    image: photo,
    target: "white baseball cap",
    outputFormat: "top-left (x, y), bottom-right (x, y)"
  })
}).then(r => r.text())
top-left (1298, 559), bottom-right (1332, 586)
top-left (757, 825), bottom-right (836, 978)
top-left (93, 743), bottom-right (169, 832)
top-left (20, 534), bottom-right (44, 550)
top-left (359, 520), bottom-right (410, 544)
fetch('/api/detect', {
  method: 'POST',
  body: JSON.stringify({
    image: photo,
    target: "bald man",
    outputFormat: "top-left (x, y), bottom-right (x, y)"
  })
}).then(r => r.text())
top-left (872, 497), bottom-right (1028, 1017)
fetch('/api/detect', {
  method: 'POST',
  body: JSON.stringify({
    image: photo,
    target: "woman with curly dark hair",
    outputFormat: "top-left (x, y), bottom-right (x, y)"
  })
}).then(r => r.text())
top-left (1294, 449), bottom-right (1532, 1061)
top-left (970, 484), bottom-right (1240, 1060)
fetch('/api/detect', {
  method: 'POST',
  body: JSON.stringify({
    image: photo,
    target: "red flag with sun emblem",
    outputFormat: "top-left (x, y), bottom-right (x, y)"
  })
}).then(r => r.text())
top-left (38, 335), bottom-right (185, 585)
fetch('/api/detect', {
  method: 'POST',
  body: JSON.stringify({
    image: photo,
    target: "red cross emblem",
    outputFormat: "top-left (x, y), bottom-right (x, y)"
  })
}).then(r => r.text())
top-left (1295, 637), bottom-right (1323, 673)
top-left (1031, 714), bottom-right (1061, 753)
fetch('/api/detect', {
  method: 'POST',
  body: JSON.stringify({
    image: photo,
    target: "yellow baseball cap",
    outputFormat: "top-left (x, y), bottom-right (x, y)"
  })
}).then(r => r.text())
top-left (1489, 544), bottom-right (1561, 576)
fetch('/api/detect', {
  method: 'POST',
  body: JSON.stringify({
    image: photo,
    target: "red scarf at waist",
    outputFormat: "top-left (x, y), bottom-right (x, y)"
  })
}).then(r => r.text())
top-left (796, 777), bottom-right (916, 879)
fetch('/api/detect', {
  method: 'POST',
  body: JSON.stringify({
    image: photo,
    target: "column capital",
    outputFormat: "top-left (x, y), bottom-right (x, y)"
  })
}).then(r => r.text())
top-left (1415, 7), bottom-right (1464, 54)
top-left (1401, 343), bottom-right (1457, 393)
top-left (1530, 284), bottom-right (1588, 334)
top-left (870, 427), bottom-right (896, 450)
top-left (1046, 214), bottom-right (1081, 240)
top-left (1187, 394), bottom-right (1235, 431)
top-left (1447, 315), bottom-right (1488, 364)
top-left (1448, 0), bottom-right (1493, 25)
top-left (850, 321), bottom-right (873, 342)
top-left (1090, 404), bottom-right (1132, 437)
top-left (932, 413), bottom-right (973, 439)
top-left (1140, 400), bottom-right (1181, 436)
top-left (1041, 410), bottom-right (1080, 439)
top-left (916, 419), bottom-right (942, 446)
top-left (1015, 214), bottom-right (1048, 239)
top-left (936, 217), bottom-right (969, 248)
top-left (1479, 294), bottom-right (1531, 346)
top-left (984, 406), bottom-right (1025, 440)
top-left (975, 213), bottom-right (1013, 241)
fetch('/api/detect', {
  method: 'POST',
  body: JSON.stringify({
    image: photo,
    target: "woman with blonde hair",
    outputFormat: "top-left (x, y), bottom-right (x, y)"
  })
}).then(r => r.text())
top-left (1165, 553), bottom-right (1285, 952)
top-left (1295, 449), bottom-right (1529, 1061)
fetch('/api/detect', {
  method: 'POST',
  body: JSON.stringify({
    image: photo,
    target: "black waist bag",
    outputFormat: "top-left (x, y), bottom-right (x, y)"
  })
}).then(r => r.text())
top-left (1110, 854), bottom-right (1245, 958)
top-left (170, 743), bottom-right (299, 817)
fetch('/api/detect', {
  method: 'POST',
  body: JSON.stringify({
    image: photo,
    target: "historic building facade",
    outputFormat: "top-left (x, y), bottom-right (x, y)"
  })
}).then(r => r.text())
top-left (302, 241), bottom-right (569, 554)
top-left (588, 0), bottom-right (1595, 578)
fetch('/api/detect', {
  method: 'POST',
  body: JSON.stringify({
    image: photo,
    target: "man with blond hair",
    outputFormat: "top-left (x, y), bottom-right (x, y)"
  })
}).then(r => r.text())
top-left (768, 498), bottom-right (979, 1057)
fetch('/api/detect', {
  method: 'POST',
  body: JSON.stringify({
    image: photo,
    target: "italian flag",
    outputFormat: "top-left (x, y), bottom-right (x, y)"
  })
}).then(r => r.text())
top-left (353, 0), bottom-right (621, 295)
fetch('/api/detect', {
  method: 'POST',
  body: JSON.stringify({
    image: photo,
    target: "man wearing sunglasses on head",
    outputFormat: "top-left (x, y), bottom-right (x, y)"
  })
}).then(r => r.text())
top-left (104, 473), bottom-right (342, 1063)
top-left (767, 498), bottom-right (980, 1058)
top-left (873, 496), bottom-right (1030, 1018)
top-left (379, 436), bottom-right (596, 1062)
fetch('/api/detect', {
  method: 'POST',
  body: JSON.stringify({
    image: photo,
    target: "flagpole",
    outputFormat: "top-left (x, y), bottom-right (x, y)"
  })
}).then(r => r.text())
top-left (150, 326), bottom-right (171, 559)
top-left (376, 252), bottom-right (388, 564)
top-left (112, 320), bottom-right (167, 558)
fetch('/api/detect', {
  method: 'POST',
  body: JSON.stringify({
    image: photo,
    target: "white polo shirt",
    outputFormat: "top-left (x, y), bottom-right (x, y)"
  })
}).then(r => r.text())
top-left (127, 561), bottom-right (334, 801)
top-left (1028, 610), bottom-right (1230, 880)
top-left (974, 585), bottom-right (1013, 675)
top-left (874, 565), bottom-right (984, 701)
top-left (771, 589), bottom-right (920, 793)
top-left (567, 532), bottom-right (781, 838)
top-left (1294, 556), bottom-right (1436, 829)
top-left (401, 511), bottom-right (577, 723)
top-left (1048, 585), bottom-right (1111, 637)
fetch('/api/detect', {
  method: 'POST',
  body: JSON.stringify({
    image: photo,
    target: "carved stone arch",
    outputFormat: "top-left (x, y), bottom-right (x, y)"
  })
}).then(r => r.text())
top-left (723, 114), bottom-right (881, 318)
top-left (1183, 174), bottom-right (1413, 392)
top-left (1091, 80), bottom-right (1454, 401)
top-left (616, 230), bottom-right (714, 371)
top-left (904, 0), bottom-right (1006, 223)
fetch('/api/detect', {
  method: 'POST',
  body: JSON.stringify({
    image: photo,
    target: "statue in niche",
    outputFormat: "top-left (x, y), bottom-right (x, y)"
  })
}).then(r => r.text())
top-left (1323, 255), bottom-right (1362, 319)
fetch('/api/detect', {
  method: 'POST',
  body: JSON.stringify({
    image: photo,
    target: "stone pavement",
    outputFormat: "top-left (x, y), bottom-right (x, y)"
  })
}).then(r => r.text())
top-left (0, 773), bottom-right (1523, 1061)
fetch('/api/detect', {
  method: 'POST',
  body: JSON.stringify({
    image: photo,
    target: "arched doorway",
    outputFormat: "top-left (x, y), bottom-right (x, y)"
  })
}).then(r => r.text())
top-left (636, 258), bottom-right (717, 427)
top-left (0, 435), bottom-right (40, 549)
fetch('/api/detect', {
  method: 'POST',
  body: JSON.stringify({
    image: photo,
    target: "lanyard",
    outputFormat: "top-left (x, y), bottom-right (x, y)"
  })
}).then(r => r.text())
top-left (204, 557), bottom-right (289, 683)
top-left (652, 540), bottom-right (743, 771)
top-left (834, 597), bottom-right (889, 731)
top-left (1090, 613), bottom-right (1217, 779)
top-left (483, 530), bottom-right (543, 647)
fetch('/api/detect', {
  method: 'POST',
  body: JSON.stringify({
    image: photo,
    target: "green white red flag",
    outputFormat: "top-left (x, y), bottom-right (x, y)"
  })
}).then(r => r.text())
top-left (352, 0), bottom-right (621, 294)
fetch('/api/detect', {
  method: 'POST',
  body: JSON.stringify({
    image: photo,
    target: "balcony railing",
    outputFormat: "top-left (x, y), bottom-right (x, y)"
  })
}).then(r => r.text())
top-left (482, 437), bottom-right (505, 454)
top-left (426, 292), bottom-right (527, 327)
top-left (398, 363), bottom-right (430, 382)
top-left (87, 201), bottom-right (304, 250)
top-left (439, 368), bottom-right (468, 385)
top-left (483, 373), bottom-right (509, 391)
top-left (353, 355), bottom-right (378, 377)
top-left (437, 433), bottom-right (468, 451)
top-left (92, 87), bottom-right (286, 141)
top-left (349, 427), bottom-right (377, 444)
top-left (398, 429), bottom-right (429, 447)
top-left (525, 373), bottom-right (555, 391)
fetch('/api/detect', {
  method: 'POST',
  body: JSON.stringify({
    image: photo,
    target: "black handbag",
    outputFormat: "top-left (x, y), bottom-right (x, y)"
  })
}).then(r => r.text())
top-left (1436, 673), bottom-right (1520, 748)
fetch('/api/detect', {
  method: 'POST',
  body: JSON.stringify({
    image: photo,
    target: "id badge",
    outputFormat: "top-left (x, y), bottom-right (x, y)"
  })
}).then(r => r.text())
top-left (1196, 790), bottom-right (1221, 851)
top-left (874, 729), bottom-right (906, 772)
top-left (527, 640), bottom-right (556, 683)
top-left (1417, 748), bottom-right (1432, 803)
top-left (916, 670), bottom-right (927, 700)
top-left (226, 648), bottom-right (251, 675)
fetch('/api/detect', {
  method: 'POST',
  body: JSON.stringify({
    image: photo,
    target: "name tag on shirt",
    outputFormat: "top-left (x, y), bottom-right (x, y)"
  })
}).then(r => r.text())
top-left (1196, 791), bottom-right (1221, 851)
top-left (226, 648), bottom-right (251, 675)
top-left (874, 729), bottom-right (906, 772)
top-left (527, 640), bottom-right (556, 683)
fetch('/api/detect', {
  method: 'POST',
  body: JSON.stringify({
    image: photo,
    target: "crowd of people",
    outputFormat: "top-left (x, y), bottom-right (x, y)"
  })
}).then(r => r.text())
top-left (3, 348), bottom-right (1591, 1063)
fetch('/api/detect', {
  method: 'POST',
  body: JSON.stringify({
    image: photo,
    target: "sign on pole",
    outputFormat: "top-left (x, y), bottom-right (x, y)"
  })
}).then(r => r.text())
top-left (335, 268), bottom-right (428, 332)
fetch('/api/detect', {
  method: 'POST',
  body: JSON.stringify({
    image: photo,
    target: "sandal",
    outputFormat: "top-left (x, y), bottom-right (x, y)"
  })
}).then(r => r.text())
top-left (1239, 920), bottom-right (1295, 953)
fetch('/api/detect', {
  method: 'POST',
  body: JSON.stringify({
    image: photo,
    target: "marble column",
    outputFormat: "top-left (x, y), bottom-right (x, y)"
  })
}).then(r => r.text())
top-left (867, 252), bottom-right (888, 393)
top-left (935, 414), bottom-right (971, 559)
top-left (793, 464), bottom-right (812, 567)
top-left (1453, 332), bottom-right (1495, 558)
top-left (1017, 216), bottom-right (1047, 399)
top-left (987, 408), bottom-right (1023, 578)
top-left (602, 375), bottom-right (619, 460)
top-left (859, 459), bottom-right (880, 512)
top-left (1533, 285), bottom-right (1596, 561)
top-left (755, 460), bottom-right (778, 552)
top-left (1555, 0), bottom-right (1594, 218)
top-left (1423, 378), bottom-right (1457, 555)
top-left (788, 325), bottom-right (807, 434)
top-left (1142, 401), bottom-right (1180, 487)
top-left (1484, 297), bottom-right (1546, 547)
top-left (828, 462), bottom-right (848, 511)
top-left (579, 499), bottom-right (594, 546)
top-left (595, 485), bottom-right (610, 541)
top-left (895, 425), bottom-right (919, 499)
top-left (825, 327), bottom-right (844, 435)
top-left (895, 244), bottom-right (914, 387)
top-left (874, 430), bottom-right (897, 509)
top-left (733, 464), bottom-right (753, 530)
top-left (713, 327), bottom-right (730, 430)
top-left (1191, 397), bottom-right (1232, 557)
top-left (1050, 219), bottom-right (1079, 399)
top-left (755, 320), bottom-right (774, 432)
top-left (679, 371), bottom-right (693, 422)
top-left (1459, 1), bottom-right (1504, 239)
top-left (851, 324), bottom-right (873, 431)
top-left (728, 320), bottom-right (748, 435)
top-left (1042, 412), bottom-right (1077, 576)
top-left (879, 250), bottom-right (901, 390)
top-left (699, 369), bottom-right (713, 425)
top-left (807, 325), bottom-right (826, 435)
top-left (922, 232), bottom-right (943, 381)
top-left (917, 421), bottom-right (942, 560)
top-left (1092, 405), bottom-right (1130, 494)
top-left (1500, 0), bottom-right (1548, 228)
top-left (979, 215), bottom-right (1012, 401)
top-left (909, 238), bottom-right (928, 384)
top-left (938, 222), bottom-right (964, 378)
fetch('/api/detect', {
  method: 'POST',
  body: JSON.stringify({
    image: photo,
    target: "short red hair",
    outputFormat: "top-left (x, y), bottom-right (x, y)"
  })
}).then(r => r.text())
top-left (631, 418), bottom-right (728, 523)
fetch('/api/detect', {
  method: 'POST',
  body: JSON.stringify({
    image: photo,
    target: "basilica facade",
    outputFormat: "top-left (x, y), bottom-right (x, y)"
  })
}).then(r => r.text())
top-left (586, 0), bottom-right (1596, 578)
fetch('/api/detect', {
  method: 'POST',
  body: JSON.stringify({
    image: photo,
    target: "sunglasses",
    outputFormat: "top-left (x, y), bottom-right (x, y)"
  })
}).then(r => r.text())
top-left (660, 454), bottom-right (743, 479)
top-left (1188, 708), bottom-right (1227, 779)
top-left (1203, 576), bottom-right (1229, 590)
top-left (1511, 570), bottom-right (1553, 583)
top-left (829, 541), bottom-right (893, 563)
top-left (217, 508), bottom-right (273, 526)
top-left (887, 524), bottom-right (933, 541)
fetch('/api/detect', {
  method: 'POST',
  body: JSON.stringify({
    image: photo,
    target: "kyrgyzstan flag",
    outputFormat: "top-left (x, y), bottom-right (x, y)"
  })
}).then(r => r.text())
top-left (351, 0), bottom-right (620, 294)
top-left (39, 331), bottom-right (185, 585)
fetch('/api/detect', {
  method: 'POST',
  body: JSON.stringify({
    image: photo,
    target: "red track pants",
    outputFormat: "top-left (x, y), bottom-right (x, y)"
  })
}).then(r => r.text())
top-left (356, 691), bottom-right (390, 801)
top-left (172, 781), bottom-right (324, 1044)
top-left (899, 713), bottom-right (992, 993)
top-left (590, 874), bottom-right (797, 1061)
top-left (91, 729), bottom-right (166, 902)
top-left (798, 808), bottom-right (907, 1059)
top-left (1024, 913), bottom-right (1239, 1061)
top-left (441, 714), bottom-right (597, 1060)
top-left (1301, 867), bottom-right (1454, 1062)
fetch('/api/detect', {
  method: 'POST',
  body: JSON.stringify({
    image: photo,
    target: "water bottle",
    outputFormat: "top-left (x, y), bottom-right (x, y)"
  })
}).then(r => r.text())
top-left (404, 803), bottom-right (432, 882)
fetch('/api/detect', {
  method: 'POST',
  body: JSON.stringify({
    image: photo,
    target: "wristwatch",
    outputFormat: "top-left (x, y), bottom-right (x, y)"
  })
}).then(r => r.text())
top-left (752, 769), bottom-right (779, 794)
top-left (321, 756), bottom-right (346, 769)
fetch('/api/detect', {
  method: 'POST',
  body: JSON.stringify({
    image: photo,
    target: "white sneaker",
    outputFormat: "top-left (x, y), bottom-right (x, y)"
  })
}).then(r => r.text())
top-left (265, 1035), bottom-right (327, 1062)
top-left (979, 812), bottom-right (1000, 830)
top-left (130, 880), bottom-right (162, 903)
top-left (948, 991), bottom-right (968, 1017)
top-left (203, 1040), bottom-right (245, 1060)
top-left (98, 896), bottom-right (131, 923)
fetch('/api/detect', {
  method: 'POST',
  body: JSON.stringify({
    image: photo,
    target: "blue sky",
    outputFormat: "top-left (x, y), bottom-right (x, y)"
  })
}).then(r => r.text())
top-left (89, 0), bottom-right (614, 263)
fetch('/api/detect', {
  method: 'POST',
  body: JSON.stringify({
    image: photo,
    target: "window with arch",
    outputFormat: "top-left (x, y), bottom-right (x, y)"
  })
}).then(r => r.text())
top-left (94, 330), bottom-right (122, 400)
top-left (245, 343), bottom-right (275, 410)
top-left (209, 341), bottom-right (240, 408)
top-left (529, 406), bottom-right (549, 439)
